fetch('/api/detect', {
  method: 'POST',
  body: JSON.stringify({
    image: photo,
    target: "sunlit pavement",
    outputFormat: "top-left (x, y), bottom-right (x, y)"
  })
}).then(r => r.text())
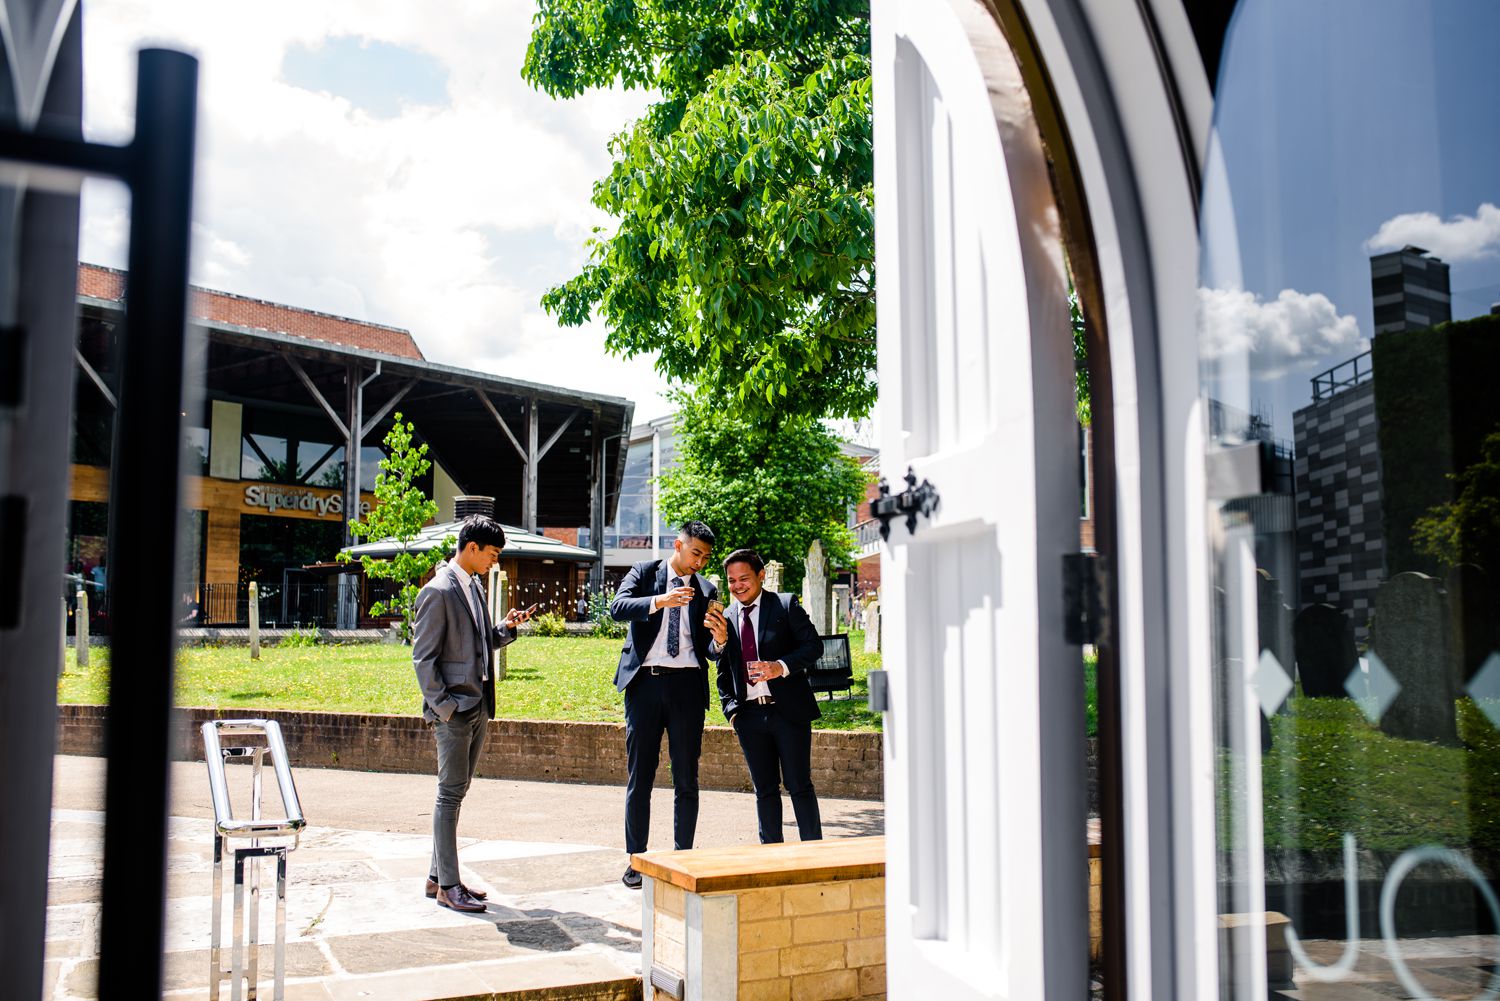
top-left (43, 755), bottom-right (885, 1000)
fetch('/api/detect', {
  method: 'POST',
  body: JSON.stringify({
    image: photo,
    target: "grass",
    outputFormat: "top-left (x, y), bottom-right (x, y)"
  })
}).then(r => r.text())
top-left (1221, 695), bottom-right (1500, 854)
top-left (59, 630), bottom-right (886, 732)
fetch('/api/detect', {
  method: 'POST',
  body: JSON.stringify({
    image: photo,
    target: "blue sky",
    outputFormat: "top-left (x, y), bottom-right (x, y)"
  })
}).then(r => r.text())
top-left (78, 0), bottom-right (672, 420)
top-left (1199, 0), bottom-right (1500, 439)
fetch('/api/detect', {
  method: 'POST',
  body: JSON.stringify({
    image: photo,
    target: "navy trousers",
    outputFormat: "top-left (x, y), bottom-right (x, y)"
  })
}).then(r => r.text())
top-left (623, 670), bottom-right (705, 854)
top-left (732, 704), bottom-right (822, 844)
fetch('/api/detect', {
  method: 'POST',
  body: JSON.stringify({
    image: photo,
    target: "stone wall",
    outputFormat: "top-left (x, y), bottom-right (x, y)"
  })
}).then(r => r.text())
top-left (54, 705), bottom-right (885, 800)
top-left (732, 877), bottom-right (886, 1001)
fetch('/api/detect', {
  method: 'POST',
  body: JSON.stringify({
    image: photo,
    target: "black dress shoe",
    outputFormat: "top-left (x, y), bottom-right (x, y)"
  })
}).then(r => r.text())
top-left (425, 877), bottom-right (486, 900)
top-left (622, 866), bottom-right (643, 889)
top-left (435, 884), bottom-right (487, 913)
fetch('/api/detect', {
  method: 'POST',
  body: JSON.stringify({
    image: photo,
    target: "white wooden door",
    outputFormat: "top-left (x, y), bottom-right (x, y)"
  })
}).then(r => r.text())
top-left (872, 0), bottom-right (1085, 997)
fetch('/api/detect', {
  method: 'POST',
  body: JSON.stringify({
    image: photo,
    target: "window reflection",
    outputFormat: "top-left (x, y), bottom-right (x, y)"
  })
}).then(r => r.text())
top-left (1199, 1), bottom-right (1500, 997)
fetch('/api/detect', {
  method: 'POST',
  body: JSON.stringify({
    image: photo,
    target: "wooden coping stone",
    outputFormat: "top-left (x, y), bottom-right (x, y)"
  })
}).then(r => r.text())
top-left (631, 835), bottom-right (885, 894)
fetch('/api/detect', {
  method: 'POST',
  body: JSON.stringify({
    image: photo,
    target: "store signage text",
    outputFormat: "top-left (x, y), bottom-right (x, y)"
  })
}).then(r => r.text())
top-left (242, 485), bottom-right (370, 518)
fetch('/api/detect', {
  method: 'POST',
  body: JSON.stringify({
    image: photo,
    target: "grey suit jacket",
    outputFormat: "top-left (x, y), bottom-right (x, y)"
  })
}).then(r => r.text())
top-left (412, 561), bottom-right (516, 722)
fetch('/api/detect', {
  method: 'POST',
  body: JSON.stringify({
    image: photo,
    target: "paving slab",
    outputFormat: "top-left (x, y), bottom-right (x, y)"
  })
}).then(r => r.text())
top-left (46, 755), bottom-right (884, 1001)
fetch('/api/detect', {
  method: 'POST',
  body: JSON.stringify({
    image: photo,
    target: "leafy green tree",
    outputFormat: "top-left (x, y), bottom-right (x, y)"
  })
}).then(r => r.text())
top-left (523, 0), bottom-right (875, 423)
top-left (1413, 425), bottom-right (1500, 574)
top-left (338, 414), bottom-right (454, 642)
top-left (1071, 287), bottom-right (1090, 426)
top-left (656, 394), bottom-right (869, 593)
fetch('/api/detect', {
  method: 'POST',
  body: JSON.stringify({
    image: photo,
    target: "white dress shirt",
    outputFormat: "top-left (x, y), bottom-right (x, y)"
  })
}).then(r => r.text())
top-left (735, 598), bottom-right (788, 699)
top-left (643, 572), bottom-right (700, 668)
top-left (453, 563), bottom-right (489, 681)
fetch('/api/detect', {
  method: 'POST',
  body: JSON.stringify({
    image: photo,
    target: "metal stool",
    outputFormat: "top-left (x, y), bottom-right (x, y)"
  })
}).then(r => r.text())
top-left (202, 720), bottom-right (306, 1001)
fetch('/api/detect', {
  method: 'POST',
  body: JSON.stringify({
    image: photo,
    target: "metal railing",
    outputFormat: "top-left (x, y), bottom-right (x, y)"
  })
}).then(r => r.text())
top-left (1311, 349), bottom-right (1374, 401)
top-left (202, 719), bottom-right (306, 1001)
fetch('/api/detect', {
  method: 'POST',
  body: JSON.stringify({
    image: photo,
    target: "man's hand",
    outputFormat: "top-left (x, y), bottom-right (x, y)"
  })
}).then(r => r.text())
top-left (746, 660), bottom-right (785, 685)
top-left (705, 606), bottom-right (728, 645)
top-left (657, 585), bottom-right (695, 610)
top-left (502, 604), bottom-right (537, 630)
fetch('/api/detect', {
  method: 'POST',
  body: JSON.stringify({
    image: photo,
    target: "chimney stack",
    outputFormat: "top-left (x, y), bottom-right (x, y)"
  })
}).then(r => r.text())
top-left (453, 495), bottom-right (496, 521)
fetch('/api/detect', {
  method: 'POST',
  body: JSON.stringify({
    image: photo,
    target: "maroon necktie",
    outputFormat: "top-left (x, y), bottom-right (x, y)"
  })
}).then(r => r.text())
top-left (740, 604), bottom-right (758, 686)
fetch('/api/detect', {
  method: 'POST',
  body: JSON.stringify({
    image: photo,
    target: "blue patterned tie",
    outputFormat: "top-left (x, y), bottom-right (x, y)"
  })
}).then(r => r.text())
top-left (667, 577), bottom-right (683, 657)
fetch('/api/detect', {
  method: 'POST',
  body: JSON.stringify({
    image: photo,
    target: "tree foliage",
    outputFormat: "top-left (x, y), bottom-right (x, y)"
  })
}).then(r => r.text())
top-left (338, 414), bottom-right (454, 642)
top-left (524, 0), bottom-right (875, 422)
top-left (656, 394), bottom-right (869, 593)
top-left (1413, 424), bottom-right (1500, 574)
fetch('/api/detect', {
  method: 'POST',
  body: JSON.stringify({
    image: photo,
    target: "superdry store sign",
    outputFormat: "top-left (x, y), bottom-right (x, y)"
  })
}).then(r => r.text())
top-left (242, 484), bottom-right (372, 519)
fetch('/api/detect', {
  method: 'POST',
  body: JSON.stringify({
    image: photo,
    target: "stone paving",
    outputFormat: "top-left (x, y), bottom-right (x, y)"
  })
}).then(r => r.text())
top-left (43, 756), bottom-right (886, 1001)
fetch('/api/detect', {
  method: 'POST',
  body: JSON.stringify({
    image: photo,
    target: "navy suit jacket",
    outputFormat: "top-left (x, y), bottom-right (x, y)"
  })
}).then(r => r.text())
top-left (609, 558), bottom-right (720, 710)
top-left (716, 591), bottom-right (823, 724)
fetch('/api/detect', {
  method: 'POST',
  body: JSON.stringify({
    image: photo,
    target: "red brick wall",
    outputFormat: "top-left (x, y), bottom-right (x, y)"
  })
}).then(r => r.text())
top-left (541, 527), bottom-right (580, 546)
top-left (78, 263), bottom-right (424, 360)
top-left (55, 704), bottom-right (885, 800)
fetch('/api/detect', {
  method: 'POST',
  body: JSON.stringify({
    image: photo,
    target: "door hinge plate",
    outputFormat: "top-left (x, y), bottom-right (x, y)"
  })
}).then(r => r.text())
top-left (1062, 553), bottom-right (1109, 646)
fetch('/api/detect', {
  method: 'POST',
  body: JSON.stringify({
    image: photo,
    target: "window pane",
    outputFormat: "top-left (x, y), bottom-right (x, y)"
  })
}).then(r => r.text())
top-left (1198, 3), bottom-right (1500, 997)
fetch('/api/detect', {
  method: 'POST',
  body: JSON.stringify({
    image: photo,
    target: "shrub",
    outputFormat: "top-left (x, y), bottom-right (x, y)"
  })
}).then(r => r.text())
top-left (529, 611), bottom-right (570, 637)
top-left (588, 590), bottom-right (626, 639)
top-left (279, 628), bottom-right (321, 648)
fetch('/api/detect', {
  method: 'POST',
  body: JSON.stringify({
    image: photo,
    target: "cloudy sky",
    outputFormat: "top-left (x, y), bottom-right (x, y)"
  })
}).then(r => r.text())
top-left (78, 0), bottom-right (676, 421)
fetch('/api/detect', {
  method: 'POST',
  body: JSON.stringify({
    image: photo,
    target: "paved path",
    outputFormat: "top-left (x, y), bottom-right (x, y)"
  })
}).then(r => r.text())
top-left (45, 755), bottom-right (885, 1000)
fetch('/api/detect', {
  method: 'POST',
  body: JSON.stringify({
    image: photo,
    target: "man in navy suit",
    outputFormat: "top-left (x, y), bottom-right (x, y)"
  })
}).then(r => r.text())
top-left (713, 548), bottom-right (824, 843)
top-left (609, 520), bottom-right (722, 888)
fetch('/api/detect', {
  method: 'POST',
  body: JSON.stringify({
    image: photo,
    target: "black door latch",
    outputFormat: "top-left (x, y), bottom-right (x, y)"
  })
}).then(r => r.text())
top-left (871, 466), bottom-right (940, 541)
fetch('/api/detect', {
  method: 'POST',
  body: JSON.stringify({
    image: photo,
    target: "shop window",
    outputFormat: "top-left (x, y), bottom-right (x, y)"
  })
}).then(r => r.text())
top-left (241, 432), bottom-right (290, 482)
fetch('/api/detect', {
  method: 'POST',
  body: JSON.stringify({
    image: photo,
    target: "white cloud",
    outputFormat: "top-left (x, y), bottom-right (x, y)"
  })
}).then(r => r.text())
top-left (1198, 287), bottom-right (1366, 377)
top-left (1365, 202), bottom-right (1500, 262)
top-left (79, 0), bottom-right (660, 415)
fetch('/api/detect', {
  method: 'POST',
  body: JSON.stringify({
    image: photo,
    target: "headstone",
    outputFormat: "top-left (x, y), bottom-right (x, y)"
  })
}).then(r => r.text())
top-left (1371, 572), bottom-right (1457, 745)
top-left (1257, 570), bottom-right (1292, 678)
top-left (1447, 564), bottom-right (1498, 686)
top-left (764, 560), bottom-right (783, 594)
top-left (833, 584), bottom-right (850, 630)
top-left (488, 568), bottom-right (508, 680)
top-left (803, 540), bottom-right (830, 634)
top-left (336, 573), bottom-right (359, 630)
top-left (864, 597), bottom-right (880, 653)
top-left (1292, 604), bottom-right (1357, 698)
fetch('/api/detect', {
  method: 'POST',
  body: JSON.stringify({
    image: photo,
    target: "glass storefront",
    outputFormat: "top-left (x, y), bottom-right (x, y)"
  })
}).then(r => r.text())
top-left (1199, 2), bottom-right (1500, 996)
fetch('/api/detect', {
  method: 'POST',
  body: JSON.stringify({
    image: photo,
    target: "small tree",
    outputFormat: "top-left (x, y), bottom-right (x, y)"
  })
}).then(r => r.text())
top-left (338, 413), bottom-right (454, 642)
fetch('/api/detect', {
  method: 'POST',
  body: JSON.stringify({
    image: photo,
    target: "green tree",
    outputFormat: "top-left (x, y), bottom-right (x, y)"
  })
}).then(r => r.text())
top-left (1413, 424), bottom-right (1500, 574)
top-left (656, 394), bottom-right (869, 593)
top-left (523, 0), bottom-right (875, 423)
top-left (338, 414), bottom-right (454, 642)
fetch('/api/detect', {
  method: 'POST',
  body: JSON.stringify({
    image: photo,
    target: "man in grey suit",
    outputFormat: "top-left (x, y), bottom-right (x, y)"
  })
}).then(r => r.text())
top-left (412, 515), bottom-right (534, 912)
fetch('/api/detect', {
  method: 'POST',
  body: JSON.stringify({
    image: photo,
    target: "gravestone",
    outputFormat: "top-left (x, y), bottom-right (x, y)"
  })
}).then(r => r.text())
top-left (1257, 570), bottom-right (1293, 679)
top-left (1292, 604), bottom-right (1357, 698)
top-left (864, 597), bottom-right (880, 653)
top-left (1447, 564), bottom-right (1498, 685)
top-left (833, 584), bottom-right (850, 629)
top-left (1371, 572), bottom-right (1458, 745)
top-left (764, 560), bottom-right (783, 594)
top-left (803, 540), bottom-right (831, 633)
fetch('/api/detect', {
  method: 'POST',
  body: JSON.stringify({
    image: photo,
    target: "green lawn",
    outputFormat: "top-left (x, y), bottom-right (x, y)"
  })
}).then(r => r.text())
top-left (59, 630), bottom-right (885, 731)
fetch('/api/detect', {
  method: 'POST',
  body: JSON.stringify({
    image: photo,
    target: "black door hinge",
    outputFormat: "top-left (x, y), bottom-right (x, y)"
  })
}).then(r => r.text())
top-left (871, 466), bottom-right (940, 541)
top-left (1063, 553), bottom-right (1109, 646)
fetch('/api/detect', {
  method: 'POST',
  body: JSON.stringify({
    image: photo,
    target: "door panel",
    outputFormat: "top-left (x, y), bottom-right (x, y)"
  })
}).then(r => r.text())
top-left (874, 0), bottom-right (1084, 996)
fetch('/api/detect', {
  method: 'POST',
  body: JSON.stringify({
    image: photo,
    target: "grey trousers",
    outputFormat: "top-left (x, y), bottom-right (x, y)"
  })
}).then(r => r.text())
top-left (430, 703), bottom-right (488, 886)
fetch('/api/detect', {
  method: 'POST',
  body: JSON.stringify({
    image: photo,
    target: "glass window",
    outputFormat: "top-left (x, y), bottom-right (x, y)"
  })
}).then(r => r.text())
top-left (298, 441), bottom-right (343, 487)
top-left (1198, 3), bottom-right (1500, 997)
top-left (606, 440), bottom-right (655, 548)
top-left (241, 432), bottom-right (289, 482)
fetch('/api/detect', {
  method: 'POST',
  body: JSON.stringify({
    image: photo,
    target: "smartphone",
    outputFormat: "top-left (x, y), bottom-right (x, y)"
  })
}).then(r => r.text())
top-left (707, 598), bottom-right (724, 616)
top-left (522, 603), bottom-right (541, 617)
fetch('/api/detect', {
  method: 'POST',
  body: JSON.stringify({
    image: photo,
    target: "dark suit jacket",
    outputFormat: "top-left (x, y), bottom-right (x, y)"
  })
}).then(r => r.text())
top-left (716, 591), bottom-right (822, 724)
top-left (412, 561), bottom-right (517, 721)
top-left (609, 558), bottom-right (720, 710)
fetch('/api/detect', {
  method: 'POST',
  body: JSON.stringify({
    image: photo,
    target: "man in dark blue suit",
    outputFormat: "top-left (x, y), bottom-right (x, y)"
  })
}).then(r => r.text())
top-left (714, 548), bottom-right (824, 843)
top-left (609, 520), bottom-right (723, 888)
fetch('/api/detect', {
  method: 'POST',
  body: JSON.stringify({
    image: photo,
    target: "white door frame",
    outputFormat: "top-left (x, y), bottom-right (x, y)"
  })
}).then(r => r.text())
top-left (995, 1), bottom-right (1220, 997)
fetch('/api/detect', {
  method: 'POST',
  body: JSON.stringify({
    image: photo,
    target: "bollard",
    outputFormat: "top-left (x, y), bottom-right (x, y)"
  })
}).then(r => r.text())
top-left (488, 568), bottom-right (508, 681)
top-left (77, 588), bottom-right (90, 667)
top-left (248, 581), bottom-right (260, 660)
top-left (61, 597), bottom-right (68, 677)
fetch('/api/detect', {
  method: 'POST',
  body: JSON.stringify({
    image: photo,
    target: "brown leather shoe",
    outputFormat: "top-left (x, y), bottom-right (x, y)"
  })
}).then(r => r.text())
top-left (425, 877), bottom-right (487, 900)
top-left (435, 884), bottom-right (487, 913)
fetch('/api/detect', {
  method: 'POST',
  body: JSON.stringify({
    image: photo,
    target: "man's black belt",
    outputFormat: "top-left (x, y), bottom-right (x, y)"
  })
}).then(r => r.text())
top-left (646, 665), bottom-right (698, 675)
